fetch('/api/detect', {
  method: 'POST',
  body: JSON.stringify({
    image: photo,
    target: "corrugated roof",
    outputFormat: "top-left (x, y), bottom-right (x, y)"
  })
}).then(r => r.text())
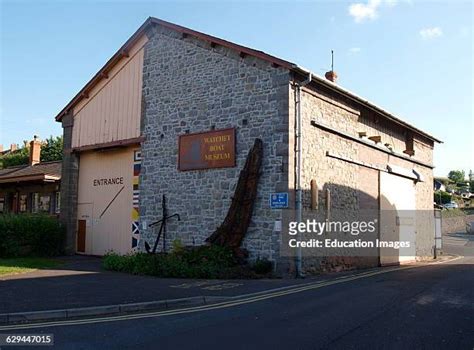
top-left (54, 17), bottom-right (441, 143)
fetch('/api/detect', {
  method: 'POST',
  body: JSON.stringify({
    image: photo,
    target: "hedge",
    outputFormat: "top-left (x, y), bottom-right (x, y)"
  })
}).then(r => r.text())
top-left (0, 214), bottom-right (65, 258)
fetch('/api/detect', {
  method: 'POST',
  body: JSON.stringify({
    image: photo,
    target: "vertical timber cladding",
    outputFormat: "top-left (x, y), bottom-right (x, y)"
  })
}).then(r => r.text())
top-left (76, 146), bottom-right (141, 255)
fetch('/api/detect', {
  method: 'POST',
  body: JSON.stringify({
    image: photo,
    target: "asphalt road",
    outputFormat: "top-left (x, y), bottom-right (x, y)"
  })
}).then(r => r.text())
top-left (4, 237), bottom-right (474, 350)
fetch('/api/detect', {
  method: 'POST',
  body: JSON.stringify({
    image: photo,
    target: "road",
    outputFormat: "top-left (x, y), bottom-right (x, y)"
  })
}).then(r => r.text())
top-left (4, 235), bottom-right (474, 350)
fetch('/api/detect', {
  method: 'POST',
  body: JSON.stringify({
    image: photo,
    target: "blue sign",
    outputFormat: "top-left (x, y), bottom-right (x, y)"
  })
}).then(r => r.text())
top-left (270, 193), bottom-right (289, 209)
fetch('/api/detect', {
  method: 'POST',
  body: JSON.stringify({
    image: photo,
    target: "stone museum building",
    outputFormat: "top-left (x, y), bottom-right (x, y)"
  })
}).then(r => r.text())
top-left (56, 17), bottom-right (441, 273)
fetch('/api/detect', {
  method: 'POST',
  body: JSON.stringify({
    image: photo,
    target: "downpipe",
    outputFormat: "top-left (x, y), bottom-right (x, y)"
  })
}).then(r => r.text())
top-left (295, 73), bottom-right (312, 278)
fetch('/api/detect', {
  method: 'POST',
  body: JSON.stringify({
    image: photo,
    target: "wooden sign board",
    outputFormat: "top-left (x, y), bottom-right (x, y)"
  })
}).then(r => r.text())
top-left (178, 128), bottom-right (236, 171)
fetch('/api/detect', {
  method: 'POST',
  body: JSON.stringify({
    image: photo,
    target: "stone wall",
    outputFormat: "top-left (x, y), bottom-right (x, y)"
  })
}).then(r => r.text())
top-left (59, 112), bottom-right (80, 254)
top-left (138, 23), bottom-right (436, 272)
top-left (442, 214), bottom-right (474, 234)
top-left (291, 81), bottom-right (436, 271)
top-left (139, 25), bottom-right (290, 262)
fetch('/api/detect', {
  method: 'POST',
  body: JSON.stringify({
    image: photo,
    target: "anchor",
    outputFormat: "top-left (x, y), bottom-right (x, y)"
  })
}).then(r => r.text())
top-left (144, 194), bottom-right (180, 254)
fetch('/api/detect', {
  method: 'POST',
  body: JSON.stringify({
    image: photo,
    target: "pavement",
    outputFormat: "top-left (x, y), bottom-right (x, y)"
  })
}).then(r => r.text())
top-left (0, 255), bottom-right (307, 315)
top-left (0, 232), bottom-right (471, 327)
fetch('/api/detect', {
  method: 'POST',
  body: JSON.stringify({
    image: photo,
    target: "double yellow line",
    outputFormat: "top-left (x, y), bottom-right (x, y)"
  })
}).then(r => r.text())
top-left (0, 256), bottom-right (462, 331)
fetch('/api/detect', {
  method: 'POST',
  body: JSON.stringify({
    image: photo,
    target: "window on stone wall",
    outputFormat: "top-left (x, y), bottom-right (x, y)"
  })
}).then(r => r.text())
top-left (55, 192), bottom-right (61, 214)
top-left (19, 194), bottom-right (27, 212)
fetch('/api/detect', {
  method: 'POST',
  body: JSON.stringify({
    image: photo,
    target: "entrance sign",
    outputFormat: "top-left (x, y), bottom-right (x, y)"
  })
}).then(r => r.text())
top-left (178, 128), bottom-right (236, 171)
top-left (270, 193), bottom-right (289, 209)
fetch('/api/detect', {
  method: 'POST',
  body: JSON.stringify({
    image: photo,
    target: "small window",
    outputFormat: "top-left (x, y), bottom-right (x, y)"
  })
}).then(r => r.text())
top-left (0, 196), bottom-right (4, 213)
top-left (55, 192), bottom-right (61, 214)
top-left (32, 193), bottom-right (39, 213)
top-left (19, 194), bottom-right (27, 212)
top-left (39, 195), bottom-right (51, 213)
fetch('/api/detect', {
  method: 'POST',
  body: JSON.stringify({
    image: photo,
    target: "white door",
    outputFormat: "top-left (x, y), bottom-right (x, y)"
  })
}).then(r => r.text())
top-left (380, 172), bottom-right (416, 265)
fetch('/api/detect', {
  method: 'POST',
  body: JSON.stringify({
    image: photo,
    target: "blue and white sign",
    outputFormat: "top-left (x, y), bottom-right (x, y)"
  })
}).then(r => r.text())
top-left (270, 192), bottom-right (289, 209)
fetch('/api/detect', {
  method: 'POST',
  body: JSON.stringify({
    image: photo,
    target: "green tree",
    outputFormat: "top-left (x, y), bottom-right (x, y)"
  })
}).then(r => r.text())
top-left (40, 136), bottom-right (63, 162)
top-left (447, 170), bottom-right (465, 183)
top-left (0, 136), bottom-right (63, 169)
top-left (0, 143), bottom-right (28, 169)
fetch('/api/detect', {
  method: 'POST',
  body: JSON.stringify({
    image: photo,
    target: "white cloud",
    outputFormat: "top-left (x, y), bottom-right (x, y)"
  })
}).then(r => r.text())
top-left (348, 0), bottom-right (381, 23)
top-left (419, 27), bottom-right (443, 40)
top-left (348, 0), bottom-right (407, 23)
top-left (349, 47), bottom-right (362, 54)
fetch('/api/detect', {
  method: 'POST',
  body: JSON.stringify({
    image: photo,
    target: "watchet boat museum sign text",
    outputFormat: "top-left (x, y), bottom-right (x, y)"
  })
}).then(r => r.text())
top-left (178, 128), bottom-right (236, 171)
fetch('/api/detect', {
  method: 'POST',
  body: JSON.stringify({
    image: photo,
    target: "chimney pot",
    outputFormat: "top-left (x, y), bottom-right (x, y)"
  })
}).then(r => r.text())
top-left (325, 70), bottom-right (338, 83)
top-left (29, 137), bottom-right (41, 166)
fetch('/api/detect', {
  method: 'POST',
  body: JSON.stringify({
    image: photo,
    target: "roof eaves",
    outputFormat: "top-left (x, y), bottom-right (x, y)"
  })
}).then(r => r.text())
top-left (54, 17), bottom-right (442, 145)
top-left (55, 17), bottom-right (156, 122)
top-left (293, 66), bottom-right (442, 144)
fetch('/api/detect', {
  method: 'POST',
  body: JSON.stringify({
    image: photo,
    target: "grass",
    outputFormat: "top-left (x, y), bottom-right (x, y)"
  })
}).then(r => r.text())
top-left (0, 257), bottom-right (62, 276)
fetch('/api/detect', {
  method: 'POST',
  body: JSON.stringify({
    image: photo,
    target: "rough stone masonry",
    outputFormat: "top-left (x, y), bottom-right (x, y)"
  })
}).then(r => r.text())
top-left (139, 25), bottom-right (290, 264)
top-left (138, 22), bottom-right (437, 274)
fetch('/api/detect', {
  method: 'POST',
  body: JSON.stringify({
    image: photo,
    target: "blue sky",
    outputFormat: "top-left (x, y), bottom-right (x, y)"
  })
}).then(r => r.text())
top-left (1, 0), bottom-right (472, 177)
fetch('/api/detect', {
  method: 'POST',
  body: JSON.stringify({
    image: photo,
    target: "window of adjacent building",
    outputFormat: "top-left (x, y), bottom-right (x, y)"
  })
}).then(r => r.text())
top-left (32, 193), bottom-right (39, 213)
top-left (55, 192), bottom-right (61, 214)
top-left (39, 195), bottom-right (51, 213)
top-left (19, 194), bottom-right (28, 212)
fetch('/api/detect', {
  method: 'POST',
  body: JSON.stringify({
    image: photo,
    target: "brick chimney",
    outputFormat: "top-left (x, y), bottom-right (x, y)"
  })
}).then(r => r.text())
top-left (10, 143), bottom-right (17, 152)
top-left (0, 145), bottom-right (3, 153)
top-left (325, 70), bottom-right (338, 83)
top-left (29, 136), bottom-right (41, 166)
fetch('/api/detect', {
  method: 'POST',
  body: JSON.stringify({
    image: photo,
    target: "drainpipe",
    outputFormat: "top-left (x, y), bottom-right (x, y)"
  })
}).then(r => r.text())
top-left (295, 72), bottom-right (312, 278)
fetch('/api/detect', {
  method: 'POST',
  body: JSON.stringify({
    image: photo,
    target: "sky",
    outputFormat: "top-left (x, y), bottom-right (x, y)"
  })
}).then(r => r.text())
top-left (0, 0), bottom-right (472, 177)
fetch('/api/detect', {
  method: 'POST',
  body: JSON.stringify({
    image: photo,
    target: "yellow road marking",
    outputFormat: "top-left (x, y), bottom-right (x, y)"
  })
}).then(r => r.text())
top-left (0, 255), bottom-right (463, 331)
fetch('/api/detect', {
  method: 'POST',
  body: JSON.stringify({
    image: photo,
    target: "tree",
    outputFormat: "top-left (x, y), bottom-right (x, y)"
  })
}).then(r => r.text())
top-left (0, 144), bottom-right (28, 169)
top-left (447, 170), bottom-right (465, 184)
top-left (40, 136), bottom-right (63, 162)
top-left (0, 135), bottom-right (63, 169)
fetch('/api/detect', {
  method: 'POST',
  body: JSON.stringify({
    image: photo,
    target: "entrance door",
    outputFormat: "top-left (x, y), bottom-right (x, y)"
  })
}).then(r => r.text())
top-left (77, 203), bottom-right (93, 254)
top-left (77, 220), bottom-right (87, 253)
top-left (380, 172), bottom-right (416, 265)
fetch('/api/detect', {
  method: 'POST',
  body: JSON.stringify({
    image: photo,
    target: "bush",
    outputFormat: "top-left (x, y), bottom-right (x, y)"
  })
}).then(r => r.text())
top-left (0, 214), bottom-right (65, 258)
top-left (251, 258), bottom-right (273, 275)
top-left (104, 245), bottom-right (241, 279)
top-left (434, 191), bottom-right (452, 205)
top-left (441, 208), bottom-right (466, 218)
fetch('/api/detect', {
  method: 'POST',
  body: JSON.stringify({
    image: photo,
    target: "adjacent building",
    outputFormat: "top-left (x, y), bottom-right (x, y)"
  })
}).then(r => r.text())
top-left (0, 137), bottom-right (61, 215)
top-left (57, 18), bottom-right (441, 273)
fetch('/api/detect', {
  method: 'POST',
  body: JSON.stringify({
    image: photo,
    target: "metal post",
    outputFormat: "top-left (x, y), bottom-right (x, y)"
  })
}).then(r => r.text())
top-left (295, 73), bottom-right (312, 278)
